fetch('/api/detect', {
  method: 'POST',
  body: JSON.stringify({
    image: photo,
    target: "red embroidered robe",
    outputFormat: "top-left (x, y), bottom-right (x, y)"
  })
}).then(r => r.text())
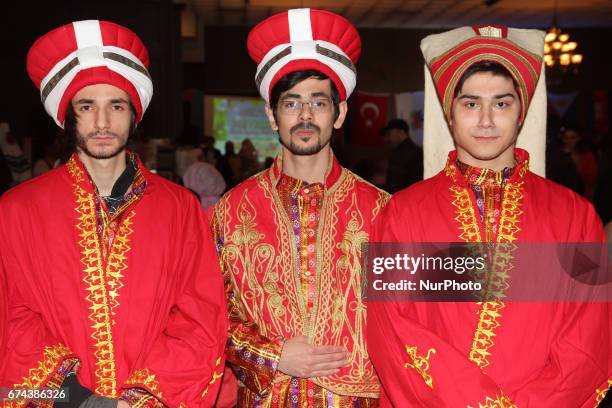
top-left (0, 154), bottom-right (227, 407)
top-left (211, 154), bottom-right (390, 406)
top-left (367, 149), bottom-right (611, 407)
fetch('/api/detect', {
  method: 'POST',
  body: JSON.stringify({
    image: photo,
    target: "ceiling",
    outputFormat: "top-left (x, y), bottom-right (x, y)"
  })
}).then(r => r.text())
top-left (182, 0), bottom-right (612, 29)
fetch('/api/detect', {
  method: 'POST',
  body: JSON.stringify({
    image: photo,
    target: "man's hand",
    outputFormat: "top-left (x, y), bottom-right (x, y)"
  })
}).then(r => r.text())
top-left (117, 400), bottom-right (130, 408)
top-left (277, 335), bottom-right (349, 378)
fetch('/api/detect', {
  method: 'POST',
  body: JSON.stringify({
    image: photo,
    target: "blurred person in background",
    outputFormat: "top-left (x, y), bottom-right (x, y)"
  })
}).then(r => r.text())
top-left (238, 138), bottom-right (260, 180)
top-left (183, 149), bottom-right (227, 212)
top-left (380, 118), bottom-right (423, 193)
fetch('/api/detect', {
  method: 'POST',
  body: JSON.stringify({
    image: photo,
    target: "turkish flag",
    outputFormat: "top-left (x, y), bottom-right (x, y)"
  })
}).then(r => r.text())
top-left (349, 91), bottom-right (389, 146)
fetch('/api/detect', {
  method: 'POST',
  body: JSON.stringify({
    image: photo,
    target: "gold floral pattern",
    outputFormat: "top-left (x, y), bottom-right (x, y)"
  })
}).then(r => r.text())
top-left (201, 356), bottom-right (224, 397)
top-left (6, 345), bottom-right (75, 408)
top-left (404, 345), bottom-right (436, 389)
top-left (71, 159), bottom-right (135, 397)
top-left (469, 393), bottom-right (516, 408)
top-left (124, 368), bottom-right (164, 399)
top-left (449, 186), bottom-right (482, 242)
top-left (468, 301), bottom-right (505, 368)
top-left (447, 159), bottom-right (525, 369)
top-left (11, 344), bottom-right (73, 389)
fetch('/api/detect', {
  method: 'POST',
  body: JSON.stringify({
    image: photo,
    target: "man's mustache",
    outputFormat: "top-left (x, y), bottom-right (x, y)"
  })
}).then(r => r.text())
top-left (87, 131), bottom-right (119, 138)
top-left (290, 122), bottom-right (321, 135)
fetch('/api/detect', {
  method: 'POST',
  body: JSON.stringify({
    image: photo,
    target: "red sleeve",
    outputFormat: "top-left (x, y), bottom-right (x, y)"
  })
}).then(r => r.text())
top-left (119, 200), bottom-right (228, 407)
top-left (510, 302), bottom-right (610, 407)
top-left (0, 200), bottom-right (78, 400)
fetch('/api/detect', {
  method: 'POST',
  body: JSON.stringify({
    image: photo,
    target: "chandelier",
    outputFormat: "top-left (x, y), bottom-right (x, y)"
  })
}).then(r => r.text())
top-left (543, 2), bottom-right (582, 69)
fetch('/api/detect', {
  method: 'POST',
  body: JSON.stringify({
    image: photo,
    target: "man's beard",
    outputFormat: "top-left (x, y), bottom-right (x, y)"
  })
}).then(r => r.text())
top-left (76, 130), bottom-right (128, 160)
top-left (279, 122), bottom-right (330, 156)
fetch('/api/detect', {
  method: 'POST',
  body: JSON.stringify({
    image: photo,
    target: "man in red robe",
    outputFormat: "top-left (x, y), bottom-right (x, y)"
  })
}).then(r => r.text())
top-left (211, 8), bottom-right (389, 407)
top-left (0, 20), bottom-right (227, 407)
top-left (367, 26), bottom-right (611, 407)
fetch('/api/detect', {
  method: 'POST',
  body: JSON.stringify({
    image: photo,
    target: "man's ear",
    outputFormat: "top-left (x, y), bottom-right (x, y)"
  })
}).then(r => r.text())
top-left (333, 101), bottom-right (348, 129)
top-left (265, 104), bottom-right (278, 131)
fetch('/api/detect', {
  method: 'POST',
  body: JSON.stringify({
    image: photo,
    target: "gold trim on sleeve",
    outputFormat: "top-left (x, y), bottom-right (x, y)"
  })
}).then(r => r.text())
top-left (124, 368), bottom-right (164, 399)
top-left (12, 344), bottom-right (74, 389)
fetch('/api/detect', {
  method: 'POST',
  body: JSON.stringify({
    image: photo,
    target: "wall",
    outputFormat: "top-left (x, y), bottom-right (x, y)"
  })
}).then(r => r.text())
top-left (184, 25), bottom-right (612, 95)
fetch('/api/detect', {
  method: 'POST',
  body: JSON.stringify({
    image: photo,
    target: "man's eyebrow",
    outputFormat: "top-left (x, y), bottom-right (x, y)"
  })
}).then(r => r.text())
top-left (456, 94), bottom-right (480, 101)
top-left (280, 93), bottom-right (301, 100)
top-left (494, 93), bottom-right (516, 99)
top-left (73, 98), bottom-right (129, 104)
top-left (280, 92), bottom-right (329, 100)
top-left (310, 92), bottom-right (329, 98)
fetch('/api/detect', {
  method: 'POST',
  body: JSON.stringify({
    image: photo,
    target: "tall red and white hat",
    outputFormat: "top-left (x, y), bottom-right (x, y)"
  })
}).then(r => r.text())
top-left (27, 20), bottom-right (153, 127)
top-left (420, 26), bottom-right (547, 178)
top-left (247, 8), bottom-right (361, 102)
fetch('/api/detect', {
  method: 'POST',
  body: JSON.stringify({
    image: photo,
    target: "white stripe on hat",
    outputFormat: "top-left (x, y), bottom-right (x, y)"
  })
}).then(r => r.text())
top-left (288, 9), bottom-right (313, 42)
top-left (74, 21), bottom-right (106, 70)
top-left (73, 20), bottom-right (104, 48)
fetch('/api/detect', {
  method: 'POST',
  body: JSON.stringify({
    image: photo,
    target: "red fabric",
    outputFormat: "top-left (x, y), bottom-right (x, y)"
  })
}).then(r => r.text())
top-left (350, 91), bottom-right (389, 146)
top-left (26, 24), bottom-right (78, 87)
top-left (214, 367), bottom-right (238, 408)
top-left (0, 155), bottom-right (228, 407)
top-left (99, 21), bottom-right (150, 67)
top-left (367, 149), bottom-right (610, 407)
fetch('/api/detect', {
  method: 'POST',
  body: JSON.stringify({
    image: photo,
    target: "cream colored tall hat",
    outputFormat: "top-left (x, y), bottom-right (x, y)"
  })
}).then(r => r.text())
top-left (420, 26), bottom-right (546, 178)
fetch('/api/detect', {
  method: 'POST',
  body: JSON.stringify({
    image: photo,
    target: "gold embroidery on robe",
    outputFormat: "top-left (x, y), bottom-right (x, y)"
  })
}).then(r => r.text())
top-left (446, 159), bottom-right (525, 369)
top-left (71, 157), bottom-right (135, 397)
top-left (404, 345), bottom-right (436, 389)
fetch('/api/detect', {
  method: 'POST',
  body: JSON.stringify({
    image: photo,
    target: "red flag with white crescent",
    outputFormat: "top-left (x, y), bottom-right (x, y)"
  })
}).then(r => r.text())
top-left (349, 91), bottom-right (389, 146)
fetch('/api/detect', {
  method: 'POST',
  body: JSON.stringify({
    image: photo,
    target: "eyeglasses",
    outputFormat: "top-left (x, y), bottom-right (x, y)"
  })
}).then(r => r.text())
top-left (278, 97), bottom-right (333, 115)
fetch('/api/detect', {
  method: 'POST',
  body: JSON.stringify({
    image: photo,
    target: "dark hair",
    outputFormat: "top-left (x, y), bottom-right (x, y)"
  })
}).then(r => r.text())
top-left (64, 99), bottom-right (138, 148)
top-left (269, 70), bottom-right (341, 121)
top-left (454, 61), bottom-right (519, 97)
